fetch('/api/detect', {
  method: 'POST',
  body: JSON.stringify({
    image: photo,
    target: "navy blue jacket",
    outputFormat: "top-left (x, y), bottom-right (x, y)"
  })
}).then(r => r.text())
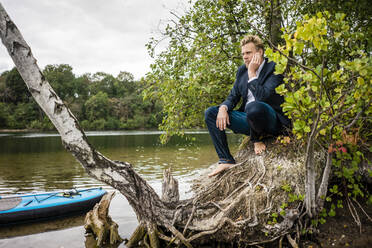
top-left (221, 58), bottom-right (291, 129)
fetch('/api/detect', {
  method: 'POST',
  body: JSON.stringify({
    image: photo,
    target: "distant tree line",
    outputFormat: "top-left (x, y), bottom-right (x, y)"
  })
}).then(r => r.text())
top-left (0, 64), bottom-right (162, 130)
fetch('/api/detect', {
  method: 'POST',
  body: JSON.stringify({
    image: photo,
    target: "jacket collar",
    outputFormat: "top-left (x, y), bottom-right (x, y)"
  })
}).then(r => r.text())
top-left (257, 58), bottom-right (275, 84)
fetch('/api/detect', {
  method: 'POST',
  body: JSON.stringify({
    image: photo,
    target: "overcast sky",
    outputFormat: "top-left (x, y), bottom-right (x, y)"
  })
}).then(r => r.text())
top-left (0, 0), bottom-right (187, 79)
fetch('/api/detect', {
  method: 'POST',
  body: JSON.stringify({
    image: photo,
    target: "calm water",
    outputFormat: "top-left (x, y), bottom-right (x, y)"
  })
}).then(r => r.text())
top-left (0, 130), bottom-right (240, 248)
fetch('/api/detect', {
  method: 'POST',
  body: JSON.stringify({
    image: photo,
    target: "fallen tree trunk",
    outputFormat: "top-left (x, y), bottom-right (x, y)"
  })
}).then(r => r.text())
top-left (0, 4), bottom-right (342, 247)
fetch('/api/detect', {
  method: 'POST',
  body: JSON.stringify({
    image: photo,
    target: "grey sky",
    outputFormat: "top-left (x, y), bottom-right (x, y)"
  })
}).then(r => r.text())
top-left (0, 0), bottom-right (187, 79)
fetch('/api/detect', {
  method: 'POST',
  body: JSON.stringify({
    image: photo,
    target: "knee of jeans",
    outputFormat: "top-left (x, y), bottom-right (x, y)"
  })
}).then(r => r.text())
top-left (245, 102), bottom-right (263, 119)
top-left (205, 106), bottom-right (218, 121)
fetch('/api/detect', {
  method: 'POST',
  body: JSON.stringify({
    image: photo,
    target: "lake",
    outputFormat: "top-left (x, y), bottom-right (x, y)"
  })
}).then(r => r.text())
top-left (0, 130), bottom-right (240, 247)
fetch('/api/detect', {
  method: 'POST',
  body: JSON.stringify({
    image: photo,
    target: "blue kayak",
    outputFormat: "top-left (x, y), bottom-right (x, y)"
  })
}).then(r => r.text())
top-left (0, 188), bottom-right (106, 225)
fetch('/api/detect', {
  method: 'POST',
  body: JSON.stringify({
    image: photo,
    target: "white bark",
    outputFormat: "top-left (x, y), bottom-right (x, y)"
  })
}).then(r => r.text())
top-left (316, 152), bottom-right (332, 210)
top-left (304, 141), bottom-right (316, 217)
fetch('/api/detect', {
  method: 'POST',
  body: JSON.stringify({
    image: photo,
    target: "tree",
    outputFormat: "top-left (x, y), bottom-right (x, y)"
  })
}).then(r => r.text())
top-left (1, 1), bottom-right (370, 247)
top-left (4, 67), bottom-right (30, 103)
top-left (0, 102), bottom-right (10, 127)
top-left (43, 64), bottom-right (76, 101)
top-left (145, 0), bottom-right (248, 142)
top-left (84, 91), bottom-right (111, 121)
top-left (145, 0), bottom-right (371, 209)
top-left (144, 0), bottom-right (372, 143)
top-left (264, 11), bottom-right (371, 217)
top-left (144, 0), bottom-right (371, 243)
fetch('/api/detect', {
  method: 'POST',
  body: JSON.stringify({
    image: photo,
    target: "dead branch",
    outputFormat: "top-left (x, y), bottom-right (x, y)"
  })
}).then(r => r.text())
top-left (84, 191), bottom-right (122, 246)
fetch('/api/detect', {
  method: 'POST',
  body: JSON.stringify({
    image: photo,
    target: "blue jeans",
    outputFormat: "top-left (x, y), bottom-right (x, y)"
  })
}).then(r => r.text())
top-left (204, 101), bottom-right (281, 164)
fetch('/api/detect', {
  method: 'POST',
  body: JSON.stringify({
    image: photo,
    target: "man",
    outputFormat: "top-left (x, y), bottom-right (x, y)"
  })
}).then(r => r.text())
top-left (205, 35), bottom-right (290, 177)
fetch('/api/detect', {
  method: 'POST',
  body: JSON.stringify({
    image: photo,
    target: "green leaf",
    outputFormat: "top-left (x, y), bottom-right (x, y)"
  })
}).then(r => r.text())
top-left (328, 209), bottom-right (336, 217)
top-left (357, 77), bottom-right (365, 85)
top-left (319, 218), bottom-right (326, 224)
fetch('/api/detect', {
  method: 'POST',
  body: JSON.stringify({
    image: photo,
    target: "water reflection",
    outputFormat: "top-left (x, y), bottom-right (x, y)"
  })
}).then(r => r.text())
top-left (0, 131), bottom-right (241, 247)
top-left (0, 215), bottom-right (85, 239)
top-left (0, 131), bottom-right (241, 196)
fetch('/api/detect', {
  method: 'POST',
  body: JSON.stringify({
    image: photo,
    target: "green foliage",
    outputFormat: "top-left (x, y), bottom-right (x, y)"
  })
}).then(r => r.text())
top-left (4, 68), bottom-right (30, 103)
top-left (84, 91), bottom-right (112, 121)
top-left (333, 145), bottom-right (367, 200)
top-left (29, 117), bottom-right (54, 131)
top-left (288, 193), bottom-right (305, 203)
top-left (281, 182), bottom-right (292, 193)
top-left (144, 0), bottom-right (372, 143)
top-left (143, 2), bottom-right (371, 227)
top-left (44, 64), bottom-right (76, 100)
top-left (0, 102), bottom-right (11, 127)
top-left (11, 102), bottom-right (39, 128)
top-left (0, 65), bottom-right (162, 131)
top-left (267, 10), bottom-right (371, 216)
top-left (144, 0), bottom-right (262, 142)
top-left (269, 212), bottom-right (278, 224)
top-left (269, 12), bottom-right (371, 142)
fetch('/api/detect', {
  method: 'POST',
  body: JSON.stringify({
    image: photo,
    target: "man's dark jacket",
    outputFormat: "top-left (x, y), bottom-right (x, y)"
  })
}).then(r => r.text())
top-left (221, 58), bottom-right (291, 130)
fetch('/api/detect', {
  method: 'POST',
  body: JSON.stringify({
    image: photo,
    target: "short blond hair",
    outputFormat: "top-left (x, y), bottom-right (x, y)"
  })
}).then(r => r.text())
top-left (240, 35), bottom-right (264, 52)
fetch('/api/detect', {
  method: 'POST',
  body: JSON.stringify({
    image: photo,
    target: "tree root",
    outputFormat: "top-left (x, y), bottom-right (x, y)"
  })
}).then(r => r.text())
top-left (286, 234), bottom-right (299, 248)
top-left (126, 222), bottom-right (192, 248)
top-left (162, 168), bottom-right (179, 203)
top-left (84, 191), bottom-right (123, 246)
top-left (346, 196), bottom-right (362, 233)
top-left (126, 223), bottom-right (146, 247)
top-left (147, 222), bottom-right (160, 248)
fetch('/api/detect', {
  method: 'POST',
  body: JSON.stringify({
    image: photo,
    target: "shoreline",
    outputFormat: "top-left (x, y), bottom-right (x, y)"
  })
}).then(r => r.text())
top-left (0, 129), bottom-right (39, 133)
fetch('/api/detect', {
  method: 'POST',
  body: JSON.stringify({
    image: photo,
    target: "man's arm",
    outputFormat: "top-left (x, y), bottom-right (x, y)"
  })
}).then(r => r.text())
top-left (221, 66), bottom-right (244, 110)
top-left (217, 67), bottom-right (245, 130)
top-left (248, 73), bottom-right (283, 102)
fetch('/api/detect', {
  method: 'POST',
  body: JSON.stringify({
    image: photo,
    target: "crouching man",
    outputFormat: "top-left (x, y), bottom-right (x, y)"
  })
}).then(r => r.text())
top-left (205, 35), bottom-right (290, 177)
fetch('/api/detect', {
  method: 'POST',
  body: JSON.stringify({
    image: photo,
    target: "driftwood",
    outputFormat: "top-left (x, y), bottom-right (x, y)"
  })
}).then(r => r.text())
top-left (84, 191), bottom-right (122, 246)
top-left (162, 168), bottom-right (179, 203)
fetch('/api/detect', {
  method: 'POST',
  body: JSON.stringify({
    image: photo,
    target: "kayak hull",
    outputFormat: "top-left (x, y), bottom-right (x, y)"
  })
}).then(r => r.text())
top-left (0, 188), bottom-right (106, 225)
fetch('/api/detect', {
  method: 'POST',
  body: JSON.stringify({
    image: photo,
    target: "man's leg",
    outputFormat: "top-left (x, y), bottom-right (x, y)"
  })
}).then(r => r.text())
top-left (245, 101), bottom-right (281, 154)
top-left (205, 106), bottom-right (250, 176)
top-left (205, 106), bottom-right (235, 164)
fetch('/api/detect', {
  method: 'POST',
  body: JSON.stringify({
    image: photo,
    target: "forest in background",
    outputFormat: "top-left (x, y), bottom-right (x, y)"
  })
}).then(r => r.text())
top-left (0, 65), bottom-right (162, 131)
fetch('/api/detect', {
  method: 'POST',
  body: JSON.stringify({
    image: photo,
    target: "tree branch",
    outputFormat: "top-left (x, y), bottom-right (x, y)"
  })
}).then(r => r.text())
top-left (249, 24), bottom-right (321, 80)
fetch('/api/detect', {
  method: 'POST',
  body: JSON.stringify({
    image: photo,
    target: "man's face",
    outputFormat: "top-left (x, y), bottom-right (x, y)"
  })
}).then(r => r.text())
top-left (241, 42), bottom-right (262, 68)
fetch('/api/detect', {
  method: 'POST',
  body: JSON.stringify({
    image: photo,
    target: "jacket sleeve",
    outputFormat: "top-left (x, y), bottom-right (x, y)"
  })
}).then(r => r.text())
top-left (221, 68), bottom-right (243, 111)
top-left (248, 73), bottom-right (283, 102)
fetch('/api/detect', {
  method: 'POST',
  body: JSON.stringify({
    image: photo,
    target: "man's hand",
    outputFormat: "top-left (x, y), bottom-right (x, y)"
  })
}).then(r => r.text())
top-left (216, 105), bottom-right (229, 131)
top-left (248, 52), bottom-right (261, 79)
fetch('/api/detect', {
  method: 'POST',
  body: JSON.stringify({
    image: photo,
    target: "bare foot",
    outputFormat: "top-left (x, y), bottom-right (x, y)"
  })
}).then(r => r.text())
top-left (208, 163), bottom-right (234, 177)
top-left (254, 141), bottom-right (266, 154)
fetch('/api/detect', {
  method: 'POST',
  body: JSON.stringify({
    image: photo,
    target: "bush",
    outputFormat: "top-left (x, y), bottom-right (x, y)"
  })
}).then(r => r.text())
top-left (105, 117), bottom-right (121, 130)
top-left (90, 118), bottom-right (106, 130)
top-left (80, 120), bottom-right (91, 130)
top-left (0, 102), bottom-right (11, 128)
